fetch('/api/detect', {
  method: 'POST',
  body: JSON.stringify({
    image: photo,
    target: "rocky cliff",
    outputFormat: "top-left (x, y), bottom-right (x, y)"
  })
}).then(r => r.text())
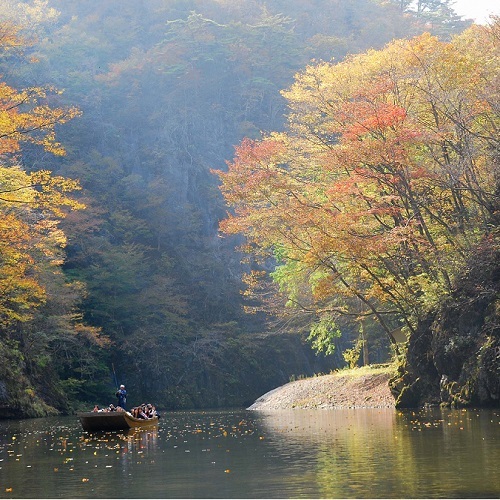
top-left (390, 234), bottom-right (500, 408)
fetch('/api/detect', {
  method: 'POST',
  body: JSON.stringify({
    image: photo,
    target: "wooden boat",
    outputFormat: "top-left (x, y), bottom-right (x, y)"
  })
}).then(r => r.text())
top-left (78, 411), bottom-right (159, 432)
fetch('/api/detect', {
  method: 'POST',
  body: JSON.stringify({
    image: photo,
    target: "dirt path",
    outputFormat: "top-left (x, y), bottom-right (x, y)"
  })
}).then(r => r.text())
top-left (248, 367), bottom-right (396, 410)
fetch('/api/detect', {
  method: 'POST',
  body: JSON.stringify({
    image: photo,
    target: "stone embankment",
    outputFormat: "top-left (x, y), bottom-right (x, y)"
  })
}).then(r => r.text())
top-left (248, 367), bottom-right (396, 410)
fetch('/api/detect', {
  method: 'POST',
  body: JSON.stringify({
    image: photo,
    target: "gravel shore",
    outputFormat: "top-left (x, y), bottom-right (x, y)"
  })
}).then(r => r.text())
top-left (248, 367), bottom-right (396, 410)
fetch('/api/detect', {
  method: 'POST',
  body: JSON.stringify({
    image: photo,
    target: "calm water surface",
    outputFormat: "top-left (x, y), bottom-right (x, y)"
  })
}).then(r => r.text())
top-left (0, 408), bottom-right (498, 498)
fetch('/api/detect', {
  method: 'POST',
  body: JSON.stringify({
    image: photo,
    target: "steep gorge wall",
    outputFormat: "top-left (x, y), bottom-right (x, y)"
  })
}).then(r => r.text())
top-left (390, 235), bottom-right (499, 408)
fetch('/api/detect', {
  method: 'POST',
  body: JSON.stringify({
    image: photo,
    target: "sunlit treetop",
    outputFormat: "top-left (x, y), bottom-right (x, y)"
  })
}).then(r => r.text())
top-left (216, 20), bottom-right (499, 349)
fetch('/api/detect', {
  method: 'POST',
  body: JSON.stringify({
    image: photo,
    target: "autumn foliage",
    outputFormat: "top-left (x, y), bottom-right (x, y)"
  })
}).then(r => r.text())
top-left (0, 23), bottom-right (107, 415)
top-left (216, 23), bottom-right (500, 349)
top-left (1, 0), bottom-right (491, 413)
top-left (0, 24), bottom-right (82, 325)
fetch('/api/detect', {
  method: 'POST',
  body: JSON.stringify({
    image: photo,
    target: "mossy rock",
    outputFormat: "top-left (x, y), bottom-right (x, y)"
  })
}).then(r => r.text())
top-left (391, 236), bottom-right (499, 409)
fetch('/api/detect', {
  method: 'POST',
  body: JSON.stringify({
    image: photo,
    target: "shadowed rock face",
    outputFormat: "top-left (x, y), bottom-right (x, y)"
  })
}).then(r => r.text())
top-left (390, 236), bottom-right (500, 409)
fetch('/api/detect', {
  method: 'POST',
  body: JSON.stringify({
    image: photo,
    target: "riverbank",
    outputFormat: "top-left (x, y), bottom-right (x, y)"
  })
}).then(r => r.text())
top-left (248, 365), bottom-right (396, 410)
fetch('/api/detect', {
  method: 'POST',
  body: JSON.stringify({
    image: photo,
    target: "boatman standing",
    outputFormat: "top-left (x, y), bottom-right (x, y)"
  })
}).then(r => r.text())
top-left (116, 384), bottom-right (127, 409)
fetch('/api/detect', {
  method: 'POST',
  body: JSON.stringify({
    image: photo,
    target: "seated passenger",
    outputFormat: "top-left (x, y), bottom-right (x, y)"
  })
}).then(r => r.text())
top-left (138, 406), bottom-right (149, 419)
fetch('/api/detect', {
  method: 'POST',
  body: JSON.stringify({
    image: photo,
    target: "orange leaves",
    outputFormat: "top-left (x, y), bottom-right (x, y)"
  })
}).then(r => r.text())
top-left (341, 101), bottom-right (407, 141)
top-left (0, 34), bottom-right (81, 157)
top-left (0, 212), bottom-right (46, 326)
top-left (0, 25), bottom-right (84, 327)
top-left (214, 136), bottom-right (299, 248)
top-left (0, 164), bottom-right (84, 325)
top-left (0, 89), bottom-right (81, 156)
top-left (217, 22), bottom-right (499, 338)
top-left (215, 137), bottom-right (288, 204)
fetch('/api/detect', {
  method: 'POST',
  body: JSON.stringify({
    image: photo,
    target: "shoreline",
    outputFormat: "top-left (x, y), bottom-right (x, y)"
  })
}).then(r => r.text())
top-left (248, 366), bottom-right (396, 410)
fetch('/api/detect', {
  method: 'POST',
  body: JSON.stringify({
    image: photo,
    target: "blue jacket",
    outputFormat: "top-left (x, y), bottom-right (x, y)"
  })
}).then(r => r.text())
top-left (116, 389), bottom-right (127, 406)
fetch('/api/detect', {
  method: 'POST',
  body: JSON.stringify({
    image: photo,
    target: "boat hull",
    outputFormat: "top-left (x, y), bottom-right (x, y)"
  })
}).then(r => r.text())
top-left (78, 411), bottom-right (159, 431)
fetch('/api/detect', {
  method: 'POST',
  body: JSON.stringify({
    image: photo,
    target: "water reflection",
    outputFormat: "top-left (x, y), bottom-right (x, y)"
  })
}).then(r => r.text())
top-left (256, 408), bottom-right (500, 498)
top-left (0, 408), bottom-right (498, 498)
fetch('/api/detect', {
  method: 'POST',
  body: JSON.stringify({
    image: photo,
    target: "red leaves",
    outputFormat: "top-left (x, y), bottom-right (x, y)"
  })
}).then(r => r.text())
top-left (216, 24), bottom-right (499, 335)
top-left (213, 137), bottom-right (287, 205)
top-left (342, 101), bottom-right (408, 141)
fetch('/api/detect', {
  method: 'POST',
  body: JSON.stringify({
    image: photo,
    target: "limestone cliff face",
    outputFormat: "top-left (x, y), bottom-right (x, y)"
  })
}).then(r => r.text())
top-left (390, 236), bottom-right (499, 408)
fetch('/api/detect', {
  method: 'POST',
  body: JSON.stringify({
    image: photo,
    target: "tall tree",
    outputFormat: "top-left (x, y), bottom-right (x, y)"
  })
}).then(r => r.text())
top-left (216, 22), bottom-right (499, 354)
top-left (0, 23), bottom-right (105, 416)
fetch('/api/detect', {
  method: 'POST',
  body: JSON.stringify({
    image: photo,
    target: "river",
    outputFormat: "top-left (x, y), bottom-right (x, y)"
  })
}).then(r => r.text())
top-left (0, 407), bottom-right (498, 498)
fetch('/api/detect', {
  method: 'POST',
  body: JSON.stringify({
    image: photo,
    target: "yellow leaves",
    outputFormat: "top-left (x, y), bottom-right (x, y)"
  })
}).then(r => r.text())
top-left (0, 167), bottom-right (83, 329)
top-left (217, 20), bottom-right (500, 338)
top-left (0, 165), bottom-right (33, 204)
top-left (0, 209), bottom-right (47, 326)
top-left (73, 322), bottom-right (110, 348)
top-left (0, 166), bottom-right (84, 215)
top-left (30, 170), bottom-right (85, 216)
top-left (0, 195), bottom-right (84, 327)
top-left (0, 21), bottom-right (24, 52)
top-left (0, 66), bottom-right (81, 157)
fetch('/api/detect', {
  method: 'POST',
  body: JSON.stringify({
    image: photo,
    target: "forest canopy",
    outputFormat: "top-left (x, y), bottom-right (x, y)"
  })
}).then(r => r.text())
top-left (0, 0), bottom-right (493, 416)
top-left (216, 22), bottom-right (499, 355)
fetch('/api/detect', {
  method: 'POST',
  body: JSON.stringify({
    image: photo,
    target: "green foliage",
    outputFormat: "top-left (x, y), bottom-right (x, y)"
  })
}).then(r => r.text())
top-left (217, 22), bottom-right (499, 363)
top-left (0, 339), bottom-right (58, 417)
top-left (0, 0), bottom-right (476, 416)
top-left (343, 339), bottom-right (365, 370)
top-left (307, 316), bottom-right (341, 356)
